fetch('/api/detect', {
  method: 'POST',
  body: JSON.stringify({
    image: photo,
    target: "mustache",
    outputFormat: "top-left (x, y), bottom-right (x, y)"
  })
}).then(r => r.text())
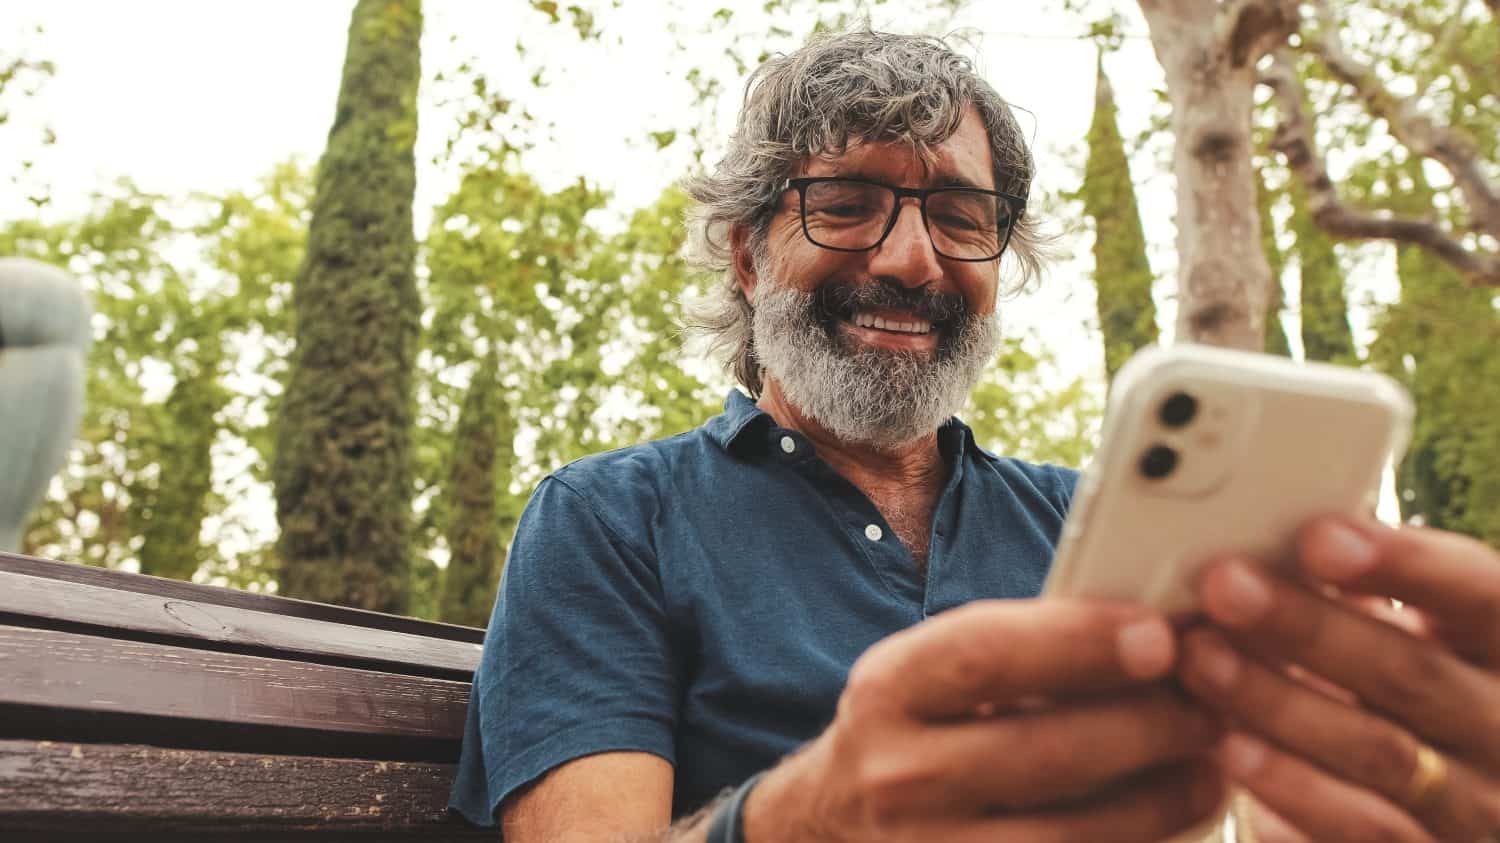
top-left (812, 278), bottom-right (968, 325)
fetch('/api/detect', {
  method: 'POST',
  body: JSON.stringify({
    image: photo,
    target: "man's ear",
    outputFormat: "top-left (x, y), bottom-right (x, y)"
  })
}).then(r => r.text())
top-left (729, 225), bottom-right (759, 303)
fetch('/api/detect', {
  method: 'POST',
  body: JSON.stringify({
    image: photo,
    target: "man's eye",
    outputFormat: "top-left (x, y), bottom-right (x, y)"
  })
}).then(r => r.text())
top-left (934, 211), bottom-right (987, 232)
top-left (818, 202), bottom-right (871, 218)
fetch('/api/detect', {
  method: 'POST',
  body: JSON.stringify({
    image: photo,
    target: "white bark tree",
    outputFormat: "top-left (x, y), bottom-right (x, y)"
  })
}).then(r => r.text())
top-left (1136, 0), bottom-right (1300, 350)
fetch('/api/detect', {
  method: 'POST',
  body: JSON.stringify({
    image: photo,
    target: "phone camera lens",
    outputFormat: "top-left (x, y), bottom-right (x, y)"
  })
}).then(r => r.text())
top-left (1159, 392), bottom-right (1198, 428)
top-left (1139, 445), bottom-right (1178, 480)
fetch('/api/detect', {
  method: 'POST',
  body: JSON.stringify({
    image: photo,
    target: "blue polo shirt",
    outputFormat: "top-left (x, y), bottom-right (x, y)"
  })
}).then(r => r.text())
top-left (449, 390), bottom-right (1077, 827)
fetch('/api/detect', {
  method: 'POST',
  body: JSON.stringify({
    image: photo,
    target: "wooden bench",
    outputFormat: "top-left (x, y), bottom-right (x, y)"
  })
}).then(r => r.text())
top-left (0, 551), bottom-right (495, 839)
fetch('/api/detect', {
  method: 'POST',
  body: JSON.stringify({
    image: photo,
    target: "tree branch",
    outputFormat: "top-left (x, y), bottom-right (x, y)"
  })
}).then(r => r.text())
top-left (1305, 0), bottom-right (1500, 242)
top-left (1218, 0), bottom-right (1300, 68)
top-left (1262, 51), bottom-right (1500, 288)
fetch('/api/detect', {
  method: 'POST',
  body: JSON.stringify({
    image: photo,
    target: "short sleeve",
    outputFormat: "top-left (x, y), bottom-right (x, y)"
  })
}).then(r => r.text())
top-left (448, 475), bottom-right (678, 828)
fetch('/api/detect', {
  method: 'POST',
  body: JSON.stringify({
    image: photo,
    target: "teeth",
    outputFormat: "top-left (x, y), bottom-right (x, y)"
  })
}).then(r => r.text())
top-left (851, 311), bottom-right (931, 334)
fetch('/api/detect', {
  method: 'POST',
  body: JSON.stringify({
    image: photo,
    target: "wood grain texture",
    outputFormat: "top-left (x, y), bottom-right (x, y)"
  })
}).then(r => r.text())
top-left (0, 625), bottom-right (470, 740)
top-left (0, 569), bottom-right (480, 677)
top-left (0, 552), bottom-right (485, 644)
top-left (0, 739), bottom-right (493, 836)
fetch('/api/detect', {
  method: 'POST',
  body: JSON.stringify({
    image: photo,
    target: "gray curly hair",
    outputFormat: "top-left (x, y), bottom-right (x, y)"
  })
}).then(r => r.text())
top-left (683, 29), bottom-right (1045, 397)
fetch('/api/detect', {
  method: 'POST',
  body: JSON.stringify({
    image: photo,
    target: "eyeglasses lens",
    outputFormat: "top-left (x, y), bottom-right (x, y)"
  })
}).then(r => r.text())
top-left (801, 181), bottom-right (1010, 260)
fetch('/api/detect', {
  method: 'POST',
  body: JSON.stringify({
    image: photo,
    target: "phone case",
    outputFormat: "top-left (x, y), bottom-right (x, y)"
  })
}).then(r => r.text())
top-left (1042, 345), bottom-right (1414, 613)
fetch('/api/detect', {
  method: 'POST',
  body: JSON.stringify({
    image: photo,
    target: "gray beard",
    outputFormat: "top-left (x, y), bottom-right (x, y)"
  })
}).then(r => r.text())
top-left (749, 279), bottom-right (1002, 449)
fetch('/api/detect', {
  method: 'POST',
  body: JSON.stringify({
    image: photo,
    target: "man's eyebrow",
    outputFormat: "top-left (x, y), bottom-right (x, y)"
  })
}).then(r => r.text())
top-left (824, 169), bottom-right (993, 191)
top-left (930, 174), bottom-right (991, 190)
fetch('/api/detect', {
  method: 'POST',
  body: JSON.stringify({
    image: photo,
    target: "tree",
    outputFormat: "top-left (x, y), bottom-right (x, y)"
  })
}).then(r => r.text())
top-left (1137, 0), bottom-right (1299, 350)
top-left (273, 0), bottom-right (423, 613)
top-left (1265, 0), bottom-right (1500, 288)
top-left (436, 351), bottom-right (508, 627)
top-left (1082, 51), bottom-right (1158, 378)
top-left (0, 165), bottom-right (308, 583)
top-left (1371, 165), bottom-right (1500, 547)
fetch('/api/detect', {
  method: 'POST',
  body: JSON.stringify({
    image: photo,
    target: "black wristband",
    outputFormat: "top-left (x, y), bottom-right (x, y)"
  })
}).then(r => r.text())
top-left (705, 772), bottom-right (766, 843)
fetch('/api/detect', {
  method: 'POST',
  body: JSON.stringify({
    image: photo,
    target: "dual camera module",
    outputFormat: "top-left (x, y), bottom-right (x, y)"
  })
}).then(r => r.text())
top-left (1139, 392), bottom-right (1197, 480)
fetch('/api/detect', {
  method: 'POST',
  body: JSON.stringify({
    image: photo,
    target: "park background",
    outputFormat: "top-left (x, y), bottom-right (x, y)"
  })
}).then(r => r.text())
top-left (2, 0), bottom-right (1494, 624)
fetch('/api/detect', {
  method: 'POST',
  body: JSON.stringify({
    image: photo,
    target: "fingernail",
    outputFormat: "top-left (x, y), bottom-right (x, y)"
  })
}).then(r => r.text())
top-left (1185, 632), bottom-right (1240, 689)
top-left (1207, 562), bottom-right (1272, 627)
top-left (1117, 617), bottom-right (1175, 679)
top-left (1308, 521), bottom-right (1377, 581)
top-left (1220, 733), bottom-right (1267, 779)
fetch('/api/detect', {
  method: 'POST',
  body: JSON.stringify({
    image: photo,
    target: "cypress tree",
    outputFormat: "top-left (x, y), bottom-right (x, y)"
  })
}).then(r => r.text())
top-left (273, 0), bottom-right (422, 612)
top-left (1082, 53), bottom-right (1157, 378)
top-left (1289, 182), bottom-right (1356, 364)
top-left (437, 352), bottom-right (510, 627)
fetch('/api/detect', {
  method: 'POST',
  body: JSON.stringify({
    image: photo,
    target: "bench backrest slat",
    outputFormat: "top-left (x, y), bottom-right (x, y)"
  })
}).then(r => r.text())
top-left (0, 552), bottom-right (485, 644)
top-left (0, 738), bottom-right (493, 837)
top-left (0, 569), bottom-right (481, 677)
top-left (0, 624), bottom-right (470, 743)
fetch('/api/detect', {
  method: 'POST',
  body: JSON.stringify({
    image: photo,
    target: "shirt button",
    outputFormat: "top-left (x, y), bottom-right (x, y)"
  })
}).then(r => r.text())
top-left (780, 436), bottom-right (796, 454)
top-left (864, 524), bottom-right (883, 542)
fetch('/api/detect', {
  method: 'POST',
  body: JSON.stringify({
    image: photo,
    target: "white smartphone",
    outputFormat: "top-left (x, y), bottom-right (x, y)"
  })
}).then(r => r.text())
top-left (1042, 344), bottom-right (1414, 613)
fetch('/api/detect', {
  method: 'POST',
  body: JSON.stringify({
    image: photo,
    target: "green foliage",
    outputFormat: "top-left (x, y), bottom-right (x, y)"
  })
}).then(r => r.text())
top-left (132, 343), bottom-right (229, 579)
top-left (964, 341), bottom-right (1100, 468)
top-left (1370, 163), bottom-right (1500, 546)
top-left (273, 0), bottom-right (423, 613)
top-left (1081, 55), bottom-right (1157, 379)
top-left (1, 164), bottom-right (310, 585)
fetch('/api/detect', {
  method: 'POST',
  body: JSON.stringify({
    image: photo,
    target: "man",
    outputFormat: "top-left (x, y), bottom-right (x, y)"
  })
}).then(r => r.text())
top-left (452, 30), bottom-right (1500, 843)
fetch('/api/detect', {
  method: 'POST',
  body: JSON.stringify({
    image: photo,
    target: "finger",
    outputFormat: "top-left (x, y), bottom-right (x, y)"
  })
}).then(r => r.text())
top-left (953, 760), bottom-right (1227, 843)
top-left (867, 687), bottom-right (1221, 815)
top-left (1180, 628), bottom-right (1493, 840)
top-left (860, 599), bottom-right (1173, 719)
top-left (1298, 516), bottom-right (1500, 664)
top-left (1233, 792), bottom-right (1316, 843)
top-left (1219, 732), bottom-right (1436, 843)
top-left (1196, 559), bottom-right (1500, 763)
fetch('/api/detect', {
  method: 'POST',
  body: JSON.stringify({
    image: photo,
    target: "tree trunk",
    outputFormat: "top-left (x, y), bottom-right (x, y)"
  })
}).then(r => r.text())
top-left (1083, 52), bottom-right (1159, 379)
top-left (273, 0), bottom-right (423, 613)
top-left (1138, 0), bottom-right (1298, 349)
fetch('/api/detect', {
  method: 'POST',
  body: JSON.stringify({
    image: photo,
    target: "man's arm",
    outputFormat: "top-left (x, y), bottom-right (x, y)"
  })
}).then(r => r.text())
top-left (500, 752), bottom-right (692, 843)
top-left (503, 601), bottom-right (1227, 843)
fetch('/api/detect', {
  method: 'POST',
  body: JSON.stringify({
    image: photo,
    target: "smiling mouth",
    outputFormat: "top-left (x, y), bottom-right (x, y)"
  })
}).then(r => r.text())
top-left (847, 310), bottom-right (934, 335)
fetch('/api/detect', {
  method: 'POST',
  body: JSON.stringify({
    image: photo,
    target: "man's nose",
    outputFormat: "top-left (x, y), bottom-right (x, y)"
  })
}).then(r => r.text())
top-left (868, 197), bottom-right (942, 288)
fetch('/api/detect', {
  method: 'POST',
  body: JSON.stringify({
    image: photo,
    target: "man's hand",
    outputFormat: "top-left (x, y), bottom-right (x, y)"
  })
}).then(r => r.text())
top-left (743, 600), bottom-right (1227, 843)
top-left (1179, 515), bottom-right (1500, 842)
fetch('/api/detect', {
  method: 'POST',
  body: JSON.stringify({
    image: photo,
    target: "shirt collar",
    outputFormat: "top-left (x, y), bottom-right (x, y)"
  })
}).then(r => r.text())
top-left (705, 389), bottom-right (975, 461)
top-left (704, 390), bottom-right (772, 455)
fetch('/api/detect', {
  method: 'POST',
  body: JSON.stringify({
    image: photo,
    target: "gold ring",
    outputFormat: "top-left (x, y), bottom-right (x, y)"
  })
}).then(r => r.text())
top-left (1402, 743), bottom-right (1448, 810)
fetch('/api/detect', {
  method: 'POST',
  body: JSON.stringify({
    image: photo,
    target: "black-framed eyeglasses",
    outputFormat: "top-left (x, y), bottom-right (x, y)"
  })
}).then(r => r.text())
top-left (781, 176), bottom-right (1026, 262)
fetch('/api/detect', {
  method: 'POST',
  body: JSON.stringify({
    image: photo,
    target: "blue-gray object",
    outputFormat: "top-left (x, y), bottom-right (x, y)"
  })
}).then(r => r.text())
top-left (0, 257), bottom-right (91, 552)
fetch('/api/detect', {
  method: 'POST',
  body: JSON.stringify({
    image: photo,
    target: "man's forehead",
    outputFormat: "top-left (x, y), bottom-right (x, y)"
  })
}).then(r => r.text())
top-left (798, 141), bottom-right (992, 188)
top-left (792, 109), bottom-right (996, 189)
